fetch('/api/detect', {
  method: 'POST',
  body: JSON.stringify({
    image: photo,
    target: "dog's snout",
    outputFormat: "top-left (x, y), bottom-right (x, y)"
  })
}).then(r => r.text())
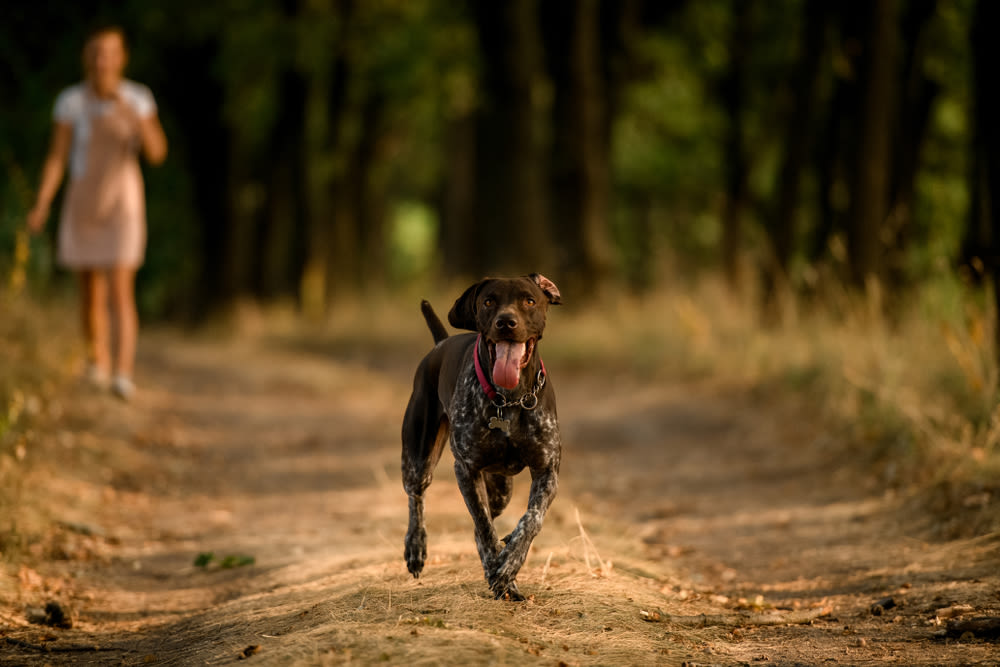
top-left (495, 313), bottom-right (518, 330)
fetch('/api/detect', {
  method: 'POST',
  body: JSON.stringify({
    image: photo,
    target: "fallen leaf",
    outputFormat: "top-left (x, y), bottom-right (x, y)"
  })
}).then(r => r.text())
top-left (238, 645), bottom-right (260, 659)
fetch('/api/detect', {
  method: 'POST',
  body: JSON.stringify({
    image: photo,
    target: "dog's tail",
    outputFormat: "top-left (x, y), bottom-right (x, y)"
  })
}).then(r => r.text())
top-left (421, 300), bottom-right (449, 344)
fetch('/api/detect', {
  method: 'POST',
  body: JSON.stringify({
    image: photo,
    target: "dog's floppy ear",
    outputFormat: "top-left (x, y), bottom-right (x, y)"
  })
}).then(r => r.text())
top-left (448, 280), bottom-right (484, 331)
top-left (530, 273), bottom-right (562, 305)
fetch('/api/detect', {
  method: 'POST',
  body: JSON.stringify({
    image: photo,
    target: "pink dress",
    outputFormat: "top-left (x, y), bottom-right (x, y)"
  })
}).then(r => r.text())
top-left (53, 80), bottom-right (157, 269)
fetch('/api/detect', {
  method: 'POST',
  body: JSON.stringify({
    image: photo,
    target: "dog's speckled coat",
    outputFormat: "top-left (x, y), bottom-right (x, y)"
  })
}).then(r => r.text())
top-left (401, 274), bottom-right (562, 600)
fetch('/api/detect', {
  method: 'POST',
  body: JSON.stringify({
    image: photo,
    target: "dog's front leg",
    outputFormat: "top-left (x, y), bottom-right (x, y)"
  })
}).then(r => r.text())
top-left (490, 464), bottom-right (559, 599)
top-left (453, 460), bottom-right (508, 593)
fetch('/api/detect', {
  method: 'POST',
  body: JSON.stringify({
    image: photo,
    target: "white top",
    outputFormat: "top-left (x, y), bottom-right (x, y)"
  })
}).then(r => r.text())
top-left (53, 80), bottom-right (157, 179)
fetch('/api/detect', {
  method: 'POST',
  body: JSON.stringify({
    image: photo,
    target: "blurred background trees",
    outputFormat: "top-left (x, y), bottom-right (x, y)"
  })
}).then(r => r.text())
top-left (0, 0), bottom-right (986, 325)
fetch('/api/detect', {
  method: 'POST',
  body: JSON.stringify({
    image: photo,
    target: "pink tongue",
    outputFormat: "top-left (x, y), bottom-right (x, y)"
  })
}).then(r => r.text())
top-left (492, 341), bottom-right (525, 390)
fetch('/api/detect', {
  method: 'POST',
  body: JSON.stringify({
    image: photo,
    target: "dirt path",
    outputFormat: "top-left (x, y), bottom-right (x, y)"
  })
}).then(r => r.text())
top-left (2, 330), bottom-right (999, 666)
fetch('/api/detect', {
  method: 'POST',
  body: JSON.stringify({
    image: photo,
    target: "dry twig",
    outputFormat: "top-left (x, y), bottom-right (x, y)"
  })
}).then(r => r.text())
top-left (574, 507), bottom-right (612, 577)
top-left (654, 606), bottom-right (833, 628)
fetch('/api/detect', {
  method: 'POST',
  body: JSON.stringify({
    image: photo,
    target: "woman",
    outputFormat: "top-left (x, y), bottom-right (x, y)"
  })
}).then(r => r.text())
top-left (26, 24), bottom-right (167, 400)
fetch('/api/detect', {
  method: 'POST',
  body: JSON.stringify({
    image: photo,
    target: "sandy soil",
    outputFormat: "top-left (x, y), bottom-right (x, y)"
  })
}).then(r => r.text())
top-left (1, 328), bottom-right (999, 666)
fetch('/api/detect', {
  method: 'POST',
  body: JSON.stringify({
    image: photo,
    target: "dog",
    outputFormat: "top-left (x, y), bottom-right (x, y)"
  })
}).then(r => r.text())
top-left (401, 273), bottom-right (562, 600)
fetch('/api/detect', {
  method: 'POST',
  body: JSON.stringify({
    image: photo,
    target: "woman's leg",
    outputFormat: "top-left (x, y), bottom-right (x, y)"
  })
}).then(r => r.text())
top-left (79, 270), bottom-right (111, 375)
top-left (109, 266), bottom-right (138, 380)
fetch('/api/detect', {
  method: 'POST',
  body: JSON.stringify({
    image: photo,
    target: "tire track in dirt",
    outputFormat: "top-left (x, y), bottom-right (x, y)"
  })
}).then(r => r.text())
top-left (2, 333), bottom-right (998, 665)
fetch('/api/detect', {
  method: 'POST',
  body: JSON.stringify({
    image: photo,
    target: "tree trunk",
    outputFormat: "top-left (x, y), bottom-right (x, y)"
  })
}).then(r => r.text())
top-left (720, 0), bottom-right (754, 291)
top-left (301, 1), bottom-right (355, 317)
top-left (159, 38), bottom-right (232, 319)
top-left (255, 67), bottom-right (308, 301)
top-left (969, 0), bottom-right (1000, 358)
top-left (811, 5), bottom-right (864, 267)
top-left (321, 0), bottom-right (366, 300)
top-left (542, 0), bottom-right (614, 293)
top-left (884, 0), bottom-right (939, 290)
top-left (765, 0), bottom-right (827, 301)
top-left (440, 112), bottom-right (478, 278)
top-left (352, 90), bottom-right (388, 289)
top-left (847, 0), bottom-right (898, 287)
top-left (472, 0), bottom-right (549, 276)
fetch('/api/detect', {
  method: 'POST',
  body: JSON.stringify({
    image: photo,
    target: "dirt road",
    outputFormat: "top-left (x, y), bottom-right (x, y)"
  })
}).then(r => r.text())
top-left (2, 329), bottom-right (998, 665)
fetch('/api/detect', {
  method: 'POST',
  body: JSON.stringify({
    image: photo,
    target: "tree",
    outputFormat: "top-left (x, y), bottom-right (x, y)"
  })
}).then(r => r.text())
top-left (471, 0), bottom-right (550, 276)
top-left (720, 0), bottom-right (754, 291)
top-left (542, 0), bottom-right (615, 292)
top-left (968, 0), bottom-right (1000, 356)
top-left (884, 0), bottom-right (940, 290)
top-left (846, 0), bottom-right (899, 287)
top-left (764, 0), bottom-right (827, 303)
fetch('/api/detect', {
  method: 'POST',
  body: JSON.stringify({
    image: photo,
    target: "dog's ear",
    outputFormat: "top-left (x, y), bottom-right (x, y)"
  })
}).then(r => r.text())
top-left (530, 273), bottom-right (562, 305)
top-left (448, 281), bottom-right (483, 331)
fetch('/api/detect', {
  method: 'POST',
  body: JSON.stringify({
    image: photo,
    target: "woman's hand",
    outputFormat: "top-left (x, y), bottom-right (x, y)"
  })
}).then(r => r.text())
top-left (136, 113), bottom-right (167, 165)
top-left (110, 91), bottom-right (167, 165)
top-left (29, 122), bottom-right (73, 236)
top-left (26, 203), bottom-right (50, 235)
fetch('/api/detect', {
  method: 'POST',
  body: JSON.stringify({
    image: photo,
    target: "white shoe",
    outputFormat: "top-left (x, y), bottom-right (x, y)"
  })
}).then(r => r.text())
top-left (111, 375), bottom-right (136, 401)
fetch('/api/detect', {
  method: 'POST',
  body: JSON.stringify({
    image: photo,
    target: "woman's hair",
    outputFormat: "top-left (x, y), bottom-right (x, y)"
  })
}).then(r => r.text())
top-left (84, 22), bottom-right (129, 52)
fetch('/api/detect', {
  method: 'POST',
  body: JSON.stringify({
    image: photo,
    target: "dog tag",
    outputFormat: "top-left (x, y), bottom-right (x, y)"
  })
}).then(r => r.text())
top-left (488, 416), bottom-right (511, 434)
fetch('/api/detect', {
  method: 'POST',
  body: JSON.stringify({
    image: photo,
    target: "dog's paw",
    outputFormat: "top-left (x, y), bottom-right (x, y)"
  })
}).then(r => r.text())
top-left (492, 579), bottom-right (525, 602)
top-left (404, 528), bottom-right (427, 578)
top-left (488, 560), bottom-right (526, 601)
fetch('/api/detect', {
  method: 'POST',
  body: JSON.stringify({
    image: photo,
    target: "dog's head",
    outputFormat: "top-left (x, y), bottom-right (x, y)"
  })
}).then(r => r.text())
top-left (448, 274), bottom-right (562, 390)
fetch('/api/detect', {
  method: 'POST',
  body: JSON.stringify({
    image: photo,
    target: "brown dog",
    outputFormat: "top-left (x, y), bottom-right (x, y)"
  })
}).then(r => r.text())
top-left (401, 274), bottom-right (562, 600)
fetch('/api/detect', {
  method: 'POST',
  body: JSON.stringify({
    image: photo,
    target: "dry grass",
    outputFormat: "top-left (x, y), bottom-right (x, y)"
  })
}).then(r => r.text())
top-left (4, 271), bottom-right (998, 522)
top-left (220, 273), bottom-right (1000, 543)
top-left (545, 275), bottom-right (1000, 490)
top-left (0, 315), bottom-right (719, 664)
top-left (139, 530), bottom-right (702, 666)
top-left (3, 273), bottom-right (999, 665)
top-left (0, 293), bottom-right (80, 561)
top-left (224, 272), bottom-right (1000, 501)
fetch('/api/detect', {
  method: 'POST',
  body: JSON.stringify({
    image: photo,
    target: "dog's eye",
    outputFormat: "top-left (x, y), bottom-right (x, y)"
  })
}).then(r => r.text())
top-left (483, 298), bottom-right (494, 307)
top-left (525, 297), bottom-right (536, 306)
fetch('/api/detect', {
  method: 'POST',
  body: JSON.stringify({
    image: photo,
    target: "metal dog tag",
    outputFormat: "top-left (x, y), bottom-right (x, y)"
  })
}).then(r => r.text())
top-left (488, 416), bottom-right (511, 434)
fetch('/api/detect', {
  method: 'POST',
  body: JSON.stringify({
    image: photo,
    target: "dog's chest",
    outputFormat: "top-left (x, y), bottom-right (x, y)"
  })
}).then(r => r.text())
top-left (448, 369), bottom-right (559, 472)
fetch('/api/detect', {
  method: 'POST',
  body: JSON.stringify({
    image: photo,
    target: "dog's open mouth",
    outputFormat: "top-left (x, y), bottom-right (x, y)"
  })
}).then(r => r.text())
top-left (488, 338), bottom-right (536, 390)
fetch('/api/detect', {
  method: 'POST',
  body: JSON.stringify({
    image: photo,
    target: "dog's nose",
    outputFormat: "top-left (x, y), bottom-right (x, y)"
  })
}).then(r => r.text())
top-left (495, 313), bottom-right (518, 330)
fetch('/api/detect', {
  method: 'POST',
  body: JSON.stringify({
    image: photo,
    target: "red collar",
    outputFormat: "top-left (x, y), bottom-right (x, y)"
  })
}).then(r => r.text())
top-left (474, 334), bottom-right (545, 400)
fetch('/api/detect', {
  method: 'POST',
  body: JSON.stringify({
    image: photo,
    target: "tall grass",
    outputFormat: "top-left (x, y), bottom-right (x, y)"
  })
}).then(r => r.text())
top-left (549, 273), bottom-right (1000, 490)
top-left (263, 269), bottom-right (1000, 495)
top-left (257, 269), bottom-right (1000, 492)
top-left (3, 259), bottom-right (998, 515)
top-left (0, 292), bottom-right (78, 563)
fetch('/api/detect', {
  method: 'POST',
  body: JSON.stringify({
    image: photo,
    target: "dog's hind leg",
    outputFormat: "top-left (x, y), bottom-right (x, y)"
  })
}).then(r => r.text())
top-left (402, 386), bottom-right (448, 578)
top-left (485, 473), bottom-right (514, 520)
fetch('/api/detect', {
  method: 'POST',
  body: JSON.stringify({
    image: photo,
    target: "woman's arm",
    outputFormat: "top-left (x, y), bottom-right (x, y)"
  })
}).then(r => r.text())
top-left (137, 113), bottom-right (167, 166)
top-left (26, 122), bottom-right (73, 234)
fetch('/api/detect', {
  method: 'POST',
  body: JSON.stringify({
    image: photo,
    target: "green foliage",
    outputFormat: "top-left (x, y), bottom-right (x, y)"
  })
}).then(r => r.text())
top-left (194, 552), bottom-right (256, 569)
top-left (193, 552), bottom-right (214, 568)
top-left (908, 1), bottom-right (973, 278)
top-left (389, 201), bottom-right (437, 283)
top-left (0, 0), bottom-right (982, 315)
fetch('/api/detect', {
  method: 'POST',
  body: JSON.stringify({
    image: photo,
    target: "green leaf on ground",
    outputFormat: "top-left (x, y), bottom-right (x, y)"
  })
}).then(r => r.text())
top-left (219, 555), bottom-right (256, 569)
